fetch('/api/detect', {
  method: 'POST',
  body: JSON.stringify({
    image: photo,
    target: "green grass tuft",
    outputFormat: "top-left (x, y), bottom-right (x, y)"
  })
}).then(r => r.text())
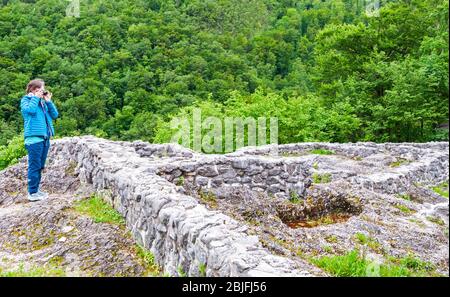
top-left (426, 216), bottom-right (445, 226)
top-left (199, 190), bottom-right (218, 208)
top-left (394, 204), bottom-right (415, 214)
top-left (325, 235), bottom-right (338, 243)
top-left (73, 195), bottom-right (125, 225)
top-left (396, 193), bottom-right (411, 201)
top-left (431, 181), bottom-right (449, 198)
top-left (354, 233), bottom-right (383, 253)
top-left (389, 158), bottom-right (410, 168)
top-left (309, 149), bottom-right (335, 155)
top-left (176, 176), bottom-right (185, 186)
top-left (289, 191), bottom-right (301, 203)
top-left (177, 266), bottom-right (187, 277)
top-left (198, 263), bottom-right (207, 277)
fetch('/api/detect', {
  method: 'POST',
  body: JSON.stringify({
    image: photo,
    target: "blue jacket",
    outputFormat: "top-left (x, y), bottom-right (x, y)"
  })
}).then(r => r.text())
top-left (20, 94), bottom-right (59, 138)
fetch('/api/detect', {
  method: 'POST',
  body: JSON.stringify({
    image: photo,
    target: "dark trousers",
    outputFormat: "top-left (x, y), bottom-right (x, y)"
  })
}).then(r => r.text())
top-left (25, 138), bottom-right (50, 194)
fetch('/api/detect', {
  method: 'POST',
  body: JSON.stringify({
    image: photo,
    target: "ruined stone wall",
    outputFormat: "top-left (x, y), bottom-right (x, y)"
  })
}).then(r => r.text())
top-left (49, 136), bottom-right (312, 276)
top-left (156, 157), bottom-right (313, 200)
top-left (47, 136), bottom-right (449, 277)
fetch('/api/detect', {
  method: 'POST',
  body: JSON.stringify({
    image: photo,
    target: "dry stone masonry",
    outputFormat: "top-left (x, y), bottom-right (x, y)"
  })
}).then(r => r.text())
top-left (1, 136), bottom-right (448, 276)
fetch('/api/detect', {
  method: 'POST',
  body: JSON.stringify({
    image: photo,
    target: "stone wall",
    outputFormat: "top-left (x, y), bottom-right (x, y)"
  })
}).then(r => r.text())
top-left (49, 136), bottom-right (312, 276)
top-left (47, 136), bottom-right (449, 277)
top-left (156, 156), bottom-right (313, 200)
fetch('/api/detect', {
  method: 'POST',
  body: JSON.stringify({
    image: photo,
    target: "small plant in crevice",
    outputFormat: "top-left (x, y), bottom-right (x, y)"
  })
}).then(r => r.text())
top-left (176, 176), bottom-right (185, 186)
top-left (426, 216), bottom-right (445, 226)
top-left (353, 233), bottom-right (383, 254)
top-left (389, 158), bottom-right (410, 168)
top-left (198, 263), bottom-right (207, 277)
top-left (177, 266), bottom-right (187, 277)
top-left (199, 189), bottom-right (218, 208)
top-left (396, 193), bottom-right (411, 201)
top-left (325, 235), bottom-right (338, 244)
top-left (312, 172), bottom-right (332, 184)
top-left (408, 218), bottom-right (426, 228)
top-left (322, 245), bottom-right (334, 253)
top-left (135, 244), bottom-right (161, 276)
top-left (289, 191), bottom-right (301, 203)
top-left (394, 204), bottom-right (415, 215)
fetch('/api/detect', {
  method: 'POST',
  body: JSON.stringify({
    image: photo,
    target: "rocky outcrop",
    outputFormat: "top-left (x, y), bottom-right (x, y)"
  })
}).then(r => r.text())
top-left (1, 136), bottom-right (448, 276)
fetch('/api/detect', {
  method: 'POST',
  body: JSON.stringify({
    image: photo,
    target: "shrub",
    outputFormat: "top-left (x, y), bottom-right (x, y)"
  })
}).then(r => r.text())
top-left (312, 250), bottom-right (438, 277)
top-left (0, 135), bottom-right (27, 170)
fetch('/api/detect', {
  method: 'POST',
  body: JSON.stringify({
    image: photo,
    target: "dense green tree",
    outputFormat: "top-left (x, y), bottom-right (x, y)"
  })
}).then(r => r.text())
top-left (0, 0), bottom-right (447, 150)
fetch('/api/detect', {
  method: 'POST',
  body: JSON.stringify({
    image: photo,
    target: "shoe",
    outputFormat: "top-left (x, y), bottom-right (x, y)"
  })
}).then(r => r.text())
top-left (37, 190), bottom-right (49, 199)
top-left (28, 193), bottom-right (44, 202)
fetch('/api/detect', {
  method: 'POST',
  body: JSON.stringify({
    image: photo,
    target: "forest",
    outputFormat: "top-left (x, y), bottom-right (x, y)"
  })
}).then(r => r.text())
top-left (0, 0), bottom-right (448, 155)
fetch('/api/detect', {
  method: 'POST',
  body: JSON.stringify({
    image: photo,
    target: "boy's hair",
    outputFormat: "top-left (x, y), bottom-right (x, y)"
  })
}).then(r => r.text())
top-left (26, 79), bottom-right (44, 94)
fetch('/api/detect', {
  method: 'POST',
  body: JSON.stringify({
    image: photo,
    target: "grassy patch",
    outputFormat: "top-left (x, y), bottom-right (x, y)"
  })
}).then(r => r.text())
top-left (135, 244), bottom-right (161, 276)
top-left (48, 256), bottom-right (65, 267)
top-left (199, 190), bottom-right (218, 208)
top-left (325, 235), bottom-right (338, 244)
top-left (312, 172), bottom-right (332, 183)
top-left (322, 246), bottom-right (334, 253)
top-left (354, 233), bottom-right (383, 253)
top-left (309, 149), bottom-right (335, 155)
top-left (311, 250), bottom-right (368, 277)
top-left (389, 158), bottom-right (410, 168)
top-left (73, 196), bottom-right (125, 225)
top-left (0, 263), bottom-right (65, 277)
top-left (311, 250), bottom-right (438, 277)
top-left (408, 218), bottom-right (426, 228)
top-left (396, 193), bottom-right (411, 201)
top-left (431, 181), bottom-right (449, 198)
top-left (426, 216), bottom-right (446, 226)
top-left (394, 204), bottom-right (415, 215)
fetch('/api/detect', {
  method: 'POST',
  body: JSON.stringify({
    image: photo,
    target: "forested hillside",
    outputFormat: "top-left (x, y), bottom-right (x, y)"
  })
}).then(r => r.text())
top-left (0, 0), bottom-right (448, 148)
